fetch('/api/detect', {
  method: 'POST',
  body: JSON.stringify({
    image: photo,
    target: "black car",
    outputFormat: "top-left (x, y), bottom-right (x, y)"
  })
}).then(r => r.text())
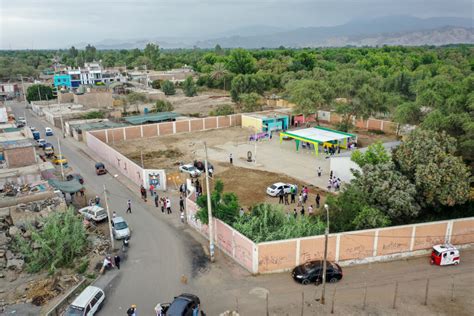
top-left (162, 293), bottom-right (202, 316)
top-left (193, 160), bottom-right (214, 173)
top-left (292, 260), bottom-right (343, 285)
top-left (66, 173), bottom-right (84, 185)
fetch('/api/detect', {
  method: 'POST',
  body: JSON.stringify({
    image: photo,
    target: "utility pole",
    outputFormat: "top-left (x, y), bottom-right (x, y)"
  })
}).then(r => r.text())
top-left (321, 204), bottom-right (330, 304)
top-left (57, 137), bottom-right (65, 180)
top-left (204, 142), bottom-right (215, 262)
top-left (103, 183), bottom-right (115, 250)
top-left (19, 74), bottom-right (27, 108)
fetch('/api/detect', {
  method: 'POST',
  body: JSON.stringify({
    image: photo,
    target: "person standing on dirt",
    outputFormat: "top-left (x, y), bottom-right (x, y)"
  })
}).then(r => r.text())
top-left (278, 189), bottom-right (284, 204)
top-left (315, 193), bottom-right (321, 208)
top-left (229, 153), bottom-right (233, 164)
top-left (284, 192), bottom-right (289, 205)
top-left (300, 205), bottom-right (305, 216)
top-left (293, 208), bottom-right (298, 219)
top-left (126, 199), bottom-right (132, 213)
top-left (290, 186), bottom-right (296, 204)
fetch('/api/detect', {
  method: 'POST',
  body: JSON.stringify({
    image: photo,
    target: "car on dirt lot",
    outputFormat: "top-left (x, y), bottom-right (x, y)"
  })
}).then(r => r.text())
top-left (158, 293), bottom-right (202, 316)
top-left (78, 206), bottom-right (107, 222)
top-left (179, 164), bottom-right (202, 177)
top-left (193, 160), bottom-right (214, 174)
top-left (266, 182), bottom-right (296, 196)
top-left (292, 260), bottom-right (343, 285)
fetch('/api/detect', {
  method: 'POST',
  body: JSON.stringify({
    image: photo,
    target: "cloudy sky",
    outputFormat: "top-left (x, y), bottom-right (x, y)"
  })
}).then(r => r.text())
top-left (0, 0), bottom-right (472, 49)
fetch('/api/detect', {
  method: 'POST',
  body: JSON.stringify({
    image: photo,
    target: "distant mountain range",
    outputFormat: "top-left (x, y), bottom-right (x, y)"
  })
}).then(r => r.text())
top-left (87, 16), bottom-right (473, 49)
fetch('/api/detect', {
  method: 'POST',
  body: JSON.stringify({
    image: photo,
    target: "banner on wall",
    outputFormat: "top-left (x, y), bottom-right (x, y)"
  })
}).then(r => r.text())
top-left (143, 169), bottom-right (167, 191)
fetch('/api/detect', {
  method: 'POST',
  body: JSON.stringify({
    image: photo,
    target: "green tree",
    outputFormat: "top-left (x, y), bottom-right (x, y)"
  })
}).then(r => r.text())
top-left (239, 92), bottom-right (261, 112)
top-left (144, 43), bottom-right (160, 64)
top-left (351, 141), bottom-right (390, 168)
top-left (394, 102), bottom-right (421, 125)
top-left (196, 180), bottom-right (240, 225)
top-left (285, 79), bottom-right (333, 121)
top-left (12, 208), bottom-right (87, 273)
top-left (126, 92), bottom-right (147, 104)
top-left (154, 99), bottom-right (174, 112)
top-left (226, 48), bottom-right (256, 74)
top-left (183, 76), bottom-right (197, 97)
top-left (352, 206), bottom-right (391, 230)
top-left (230, 74), bottom-right (265, 102)
top-left (326, 186), bottom-right (370, 232)
top-left (151, 79), bottom-right (162, 89)
top-left (82, 111), bottom-right (105, 119)
top-left (352, 162), bottom-right (420, 222)
top-left (161, 80), bottom-right (176, 95)
top-left (210, 62), bottom-right (230, 90)
top-left (84, 44), bottom-right (97, 62)
top-left (393, 129), bottom-right (471, 207)
top-left (26, 84), bottom-right (54, 102)
top-left (68, 46), bottom-right (78, 58)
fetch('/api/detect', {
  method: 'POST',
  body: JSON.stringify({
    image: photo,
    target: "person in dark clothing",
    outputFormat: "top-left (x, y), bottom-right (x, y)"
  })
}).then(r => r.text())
top-left (140, 185), bottom-right (147, 202)
top-left (154, 194), bottom-right (159, 207)
top-left (180, 196), bottom-right (185, 211)
top-left (229, 153), bottom-right (233, 164)
top-left (316, 193), bottom-right (321, 208)
top-left (126, 199), bottom-right (132, 213)
top-left (293, 208), bottom-right (298, 219)
top-left (114, 255), bottom-right (121, 270)
top-left (284, 192), bottom-right (289, 205)
top-left (330, 170), bottom-right (333, 179)
top-left (278, 189), bottom-right (284, 204)
top-left (290, 187), bottom-right (296, 204)
top-left (300, 206), bottom-right (305, 216)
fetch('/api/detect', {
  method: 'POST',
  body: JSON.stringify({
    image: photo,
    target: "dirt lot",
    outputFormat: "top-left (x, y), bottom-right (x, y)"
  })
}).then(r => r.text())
top-left (214, 165), bottom-right (330, 211)
top-left (167, 89), bottom-right (235, 116)
top-left (113, 126), bottom-right (249, 171)
top-left (113, 127), bottom-right (329, 208)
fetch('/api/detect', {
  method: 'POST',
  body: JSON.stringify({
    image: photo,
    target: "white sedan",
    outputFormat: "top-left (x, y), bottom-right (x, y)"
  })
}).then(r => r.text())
top-left (179, 164), bottom-right (202, 177)
top-left (266, 182), bottom-right (296, 197)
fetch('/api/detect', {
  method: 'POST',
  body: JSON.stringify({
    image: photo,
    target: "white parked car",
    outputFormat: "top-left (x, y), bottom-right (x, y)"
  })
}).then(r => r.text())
top-left (36, 138), bottom-right (46, 148)
top-left (65, 286), bottom-right (105, 316)
top-left (45, 127), bottom-right (53, 136)
top-left (179, 164), bottom-right (202, 177)
top-left (266, 182), bottom-right (296, 197)
top-left (112, 216), bottom-right (130, 239)
top-left (78, 206), bottom-right (108, 222)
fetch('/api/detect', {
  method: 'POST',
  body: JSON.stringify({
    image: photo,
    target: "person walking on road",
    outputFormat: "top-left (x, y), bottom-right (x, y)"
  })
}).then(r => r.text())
top-left (149, 184), bottom-right (155, 197)
top-left (127, 304), bottom-right (137, 316)
top-left (114, 255), bottom-right (121, 270)
top-left (154, 194), bottom-right (159, 207)
top-left (317, 166), bottom-right (322, 177)
top-left (140, 185), bottom-right (147, 202)
top-left (229, 153), bottom-right (233, 165)
top-left (126, 199), bottom-right (132, 214)
top-left (95, 195), bottom-right (100, 206)
top-left (160, 197), bottom-right (165, 213)
top-left (179, 196), bottom-right (185, 212)
top-left (166, 197), bottom-right (172, 214)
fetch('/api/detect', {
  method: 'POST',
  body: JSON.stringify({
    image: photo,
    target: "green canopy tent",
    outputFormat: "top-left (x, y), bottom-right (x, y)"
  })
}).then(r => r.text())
top-left (48, 179), bottom-right (84, 194)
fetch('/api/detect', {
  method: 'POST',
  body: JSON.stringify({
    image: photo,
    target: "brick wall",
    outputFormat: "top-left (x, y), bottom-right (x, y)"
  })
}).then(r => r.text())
top-left (4, 146), bottom-right (37, 168)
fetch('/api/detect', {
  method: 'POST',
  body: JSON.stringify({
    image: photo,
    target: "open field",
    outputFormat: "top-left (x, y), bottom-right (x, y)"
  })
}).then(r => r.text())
top-left (167, 89), bottom-right (235, 116)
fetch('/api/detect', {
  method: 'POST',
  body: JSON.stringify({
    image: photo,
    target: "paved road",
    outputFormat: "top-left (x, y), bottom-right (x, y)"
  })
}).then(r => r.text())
top-left (7, 101), bottom-right (474, 316)
top-left (8, 102), bottom-right (201, 314)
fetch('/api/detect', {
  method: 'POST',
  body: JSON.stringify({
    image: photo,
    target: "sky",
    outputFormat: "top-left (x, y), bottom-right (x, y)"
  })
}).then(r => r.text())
top-left (0, 0), bottom-right (472, 49)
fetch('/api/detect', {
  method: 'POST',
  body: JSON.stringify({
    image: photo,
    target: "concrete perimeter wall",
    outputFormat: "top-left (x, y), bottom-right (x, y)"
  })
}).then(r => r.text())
top-left (186, 197), bottom-right (258, 274)
top-left (85, 132), bottom-right (144, 186)
top-left (186, 197), bottom-right (473, 274)
top-left (87, 114), bottom-right (241, 144)
top-left (257, 217), bottom-right (474, 273)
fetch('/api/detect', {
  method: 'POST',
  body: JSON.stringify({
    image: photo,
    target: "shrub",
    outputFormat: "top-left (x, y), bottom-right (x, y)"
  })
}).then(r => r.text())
top-left (161, 80), bottom-right (176, 95)
top-left (154, 99), bottom-right (174, 112)
top-left (209, 104), bottom-right (234, 116)
top-left (82, 111), bottom-right (105, 119)
top-left (12, 208), bottom-right (88, 274)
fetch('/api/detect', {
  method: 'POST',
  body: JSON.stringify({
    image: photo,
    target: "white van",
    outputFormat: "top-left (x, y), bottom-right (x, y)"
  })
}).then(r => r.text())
top-left (65, 286), bottom-right (105, 316)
